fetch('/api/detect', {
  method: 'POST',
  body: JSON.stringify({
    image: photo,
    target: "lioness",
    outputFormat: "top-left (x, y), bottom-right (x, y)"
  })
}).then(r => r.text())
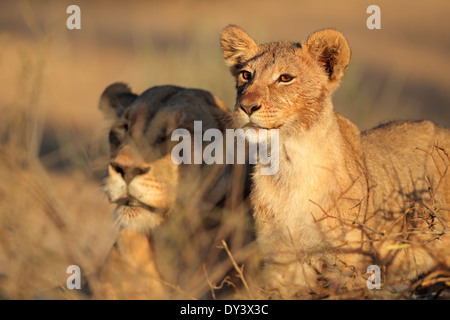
top-left (100, 83), bottom-right (231, 233)
top-left (221, 25), bottom-right (450, 297)
top-left (96, 83), bottom-right (253, 299)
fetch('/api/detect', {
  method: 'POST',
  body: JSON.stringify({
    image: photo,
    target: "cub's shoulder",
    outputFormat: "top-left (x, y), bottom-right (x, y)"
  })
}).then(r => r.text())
top-left (360, 120), bottom-right (450, 156)
top-left (362, 120), bottom-right (435, 144)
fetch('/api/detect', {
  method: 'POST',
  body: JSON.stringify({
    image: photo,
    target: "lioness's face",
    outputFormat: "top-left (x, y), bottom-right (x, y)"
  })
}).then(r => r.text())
top-left (104, 103), bottom-right (181, 232)
top-left (100, 84), bottom-right (229, 233)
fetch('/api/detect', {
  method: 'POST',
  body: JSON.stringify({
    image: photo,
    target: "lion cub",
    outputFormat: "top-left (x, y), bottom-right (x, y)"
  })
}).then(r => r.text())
top-left (221, 25), bottom-right (450, 297)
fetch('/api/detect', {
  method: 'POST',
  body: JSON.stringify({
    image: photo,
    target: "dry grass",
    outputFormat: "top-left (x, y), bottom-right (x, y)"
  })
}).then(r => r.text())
top-left (0, 0), bottom-right (449, 300)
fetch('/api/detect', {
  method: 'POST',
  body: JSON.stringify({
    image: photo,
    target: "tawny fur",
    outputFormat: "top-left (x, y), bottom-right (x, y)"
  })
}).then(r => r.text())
top-left (96, 83), bottom-right (234, 299)
top-left (221, 25), bottom-right (450, 297)
top-left (101, 83), bottom-right (230, 234)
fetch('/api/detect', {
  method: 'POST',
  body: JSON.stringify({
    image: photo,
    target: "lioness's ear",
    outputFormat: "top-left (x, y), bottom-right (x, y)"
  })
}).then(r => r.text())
top-left (303, 29), bottom-right (351, 83)
top-left (99, 82), bottom-right (138, 119)
top-left (220, 25), bottom-right (259, 72)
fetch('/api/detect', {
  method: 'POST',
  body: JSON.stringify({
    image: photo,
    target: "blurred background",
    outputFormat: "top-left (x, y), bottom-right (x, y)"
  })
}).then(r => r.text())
top-left (0, 0), bottom-right (449, 299)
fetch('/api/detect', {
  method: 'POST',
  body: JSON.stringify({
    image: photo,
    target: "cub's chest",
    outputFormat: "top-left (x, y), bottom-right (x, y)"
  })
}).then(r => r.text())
top-left (252, 143), bottom-right (340, 223)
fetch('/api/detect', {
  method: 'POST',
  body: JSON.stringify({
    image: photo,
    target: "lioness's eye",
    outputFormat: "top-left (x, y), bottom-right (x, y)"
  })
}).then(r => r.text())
top-left (155, 132), bottom-right (166, 144)
top-left (240, 70), bottom-right (252, 81)
top-left (279, 74), bottom-right (294, 83)
top-left (109, 130), bottom-right (121, 147)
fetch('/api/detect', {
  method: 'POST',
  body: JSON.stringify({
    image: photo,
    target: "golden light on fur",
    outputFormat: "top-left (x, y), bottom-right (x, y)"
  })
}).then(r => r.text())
top-left (96, 83), bottom-right (256, 299)
top-left (100, 83), bottom-right (230, 234)
top-left (221, 24), bottom-right (450, 298)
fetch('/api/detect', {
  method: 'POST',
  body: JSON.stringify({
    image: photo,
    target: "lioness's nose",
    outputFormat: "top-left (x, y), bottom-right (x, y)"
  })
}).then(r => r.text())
top-left (240, 104), bottom-right (261, 116)
top-left (110, 161), bottom-right (150, 184)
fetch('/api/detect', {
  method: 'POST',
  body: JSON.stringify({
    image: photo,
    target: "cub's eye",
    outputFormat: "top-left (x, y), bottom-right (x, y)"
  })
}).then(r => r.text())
top-left (240, 70), bottom-right (252, 81)
top-left (279, 74), bottom-right (294, 83)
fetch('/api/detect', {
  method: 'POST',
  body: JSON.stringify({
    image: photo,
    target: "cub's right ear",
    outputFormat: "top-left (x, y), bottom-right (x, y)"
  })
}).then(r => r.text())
top-left (220, 25), bottom-right (259, 73)
top-left (99, 82), bottom-right (138, 119)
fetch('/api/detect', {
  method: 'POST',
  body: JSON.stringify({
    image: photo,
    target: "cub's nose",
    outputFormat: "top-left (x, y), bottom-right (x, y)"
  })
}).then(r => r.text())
top-left (240, 104), bottom-right (261, 116)
top-left (110, 161), bottom-right (150, 184)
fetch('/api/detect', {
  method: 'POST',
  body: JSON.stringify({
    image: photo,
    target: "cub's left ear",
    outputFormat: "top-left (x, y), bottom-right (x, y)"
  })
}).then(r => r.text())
top-left (303, 29), bottom-right (351, 83)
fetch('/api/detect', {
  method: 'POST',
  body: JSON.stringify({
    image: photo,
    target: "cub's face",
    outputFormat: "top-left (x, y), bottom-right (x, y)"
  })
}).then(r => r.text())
top-left (100, 84), bottom-right (229, 233)
top-left (220, 25), bottom-right (351, 136)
